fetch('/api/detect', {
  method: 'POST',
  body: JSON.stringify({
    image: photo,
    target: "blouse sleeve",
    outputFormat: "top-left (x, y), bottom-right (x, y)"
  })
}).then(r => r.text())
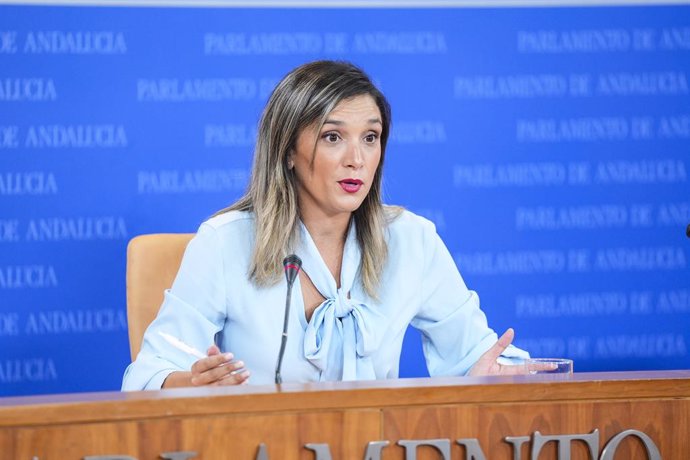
top-left (121, 223), bottom-right (228, 391)
top-left (410, 220), bottom-right (528, 377)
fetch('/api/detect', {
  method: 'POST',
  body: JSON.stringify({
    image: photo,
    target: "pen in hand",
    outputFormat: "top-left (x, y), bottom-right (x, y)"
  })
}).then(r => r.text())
top-left (158, 331), bottom-right (206, 359)
top-left (158, 331), bottom-right (248, 379)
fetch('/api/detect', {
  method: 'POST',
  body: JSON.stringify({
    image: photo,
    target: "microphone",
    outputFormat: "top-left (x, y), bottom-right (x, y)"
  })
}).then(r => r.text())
top-left (687, 224), bottom-right (690, 239)
top-left (275, 254), bottom-right (302, 384)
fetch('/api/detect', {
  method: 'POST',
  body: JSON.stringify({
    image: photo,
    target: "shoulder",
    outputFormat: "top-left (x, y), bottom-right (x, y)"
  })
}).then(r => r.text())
top-left (194, 210), bottom-right (255, 254)
top-left (383, 207), bottom-right (441, 258)
top-left (201, 210), bottom-right (255, 239)
top-left (386, 207), bottom-right (437, 241)
top-left (203, 209), bottom-right (255, 232)
top-left (376, 208), bottom-right (449, 305)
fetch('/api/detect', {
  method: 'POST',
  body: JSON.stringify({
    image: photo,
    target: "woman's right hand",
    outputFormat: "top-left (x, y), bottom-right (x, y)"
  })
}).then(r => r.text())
top-left (191, 344), bottom-right (250, 386)
top-left (162, 345), bottom-right (251, 388)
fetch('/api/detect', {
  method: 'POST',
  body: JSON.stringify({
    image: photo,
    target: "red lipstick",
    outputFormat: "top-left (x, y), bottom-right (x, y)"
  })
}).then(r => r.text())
top-left (338, 178), bottom-right (363, 193)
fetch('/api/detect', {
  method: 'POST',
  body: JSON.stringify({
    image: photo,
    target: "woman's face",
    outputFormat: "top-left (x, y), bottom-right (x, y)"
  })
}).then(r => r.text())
top-left (290, 94), bottom-right (382, 221)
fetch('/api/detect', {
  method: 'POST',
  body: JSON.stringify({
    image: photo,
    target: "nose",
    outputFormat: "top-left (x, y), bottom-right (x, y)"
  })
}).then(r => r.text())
top-left (345, 141), bottom-right (365, 169)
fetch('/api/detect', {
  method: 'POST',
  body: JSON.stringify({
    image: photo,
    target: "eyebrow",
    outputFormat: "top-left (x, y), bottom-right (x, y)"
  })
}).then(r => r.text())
top-left (323, 117), bottom-right (383, 126)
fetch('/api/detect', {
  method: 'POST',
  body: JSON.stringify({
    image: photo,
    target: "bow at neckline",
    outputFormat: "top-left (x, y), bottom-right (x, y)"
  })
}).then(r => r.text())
top-left (298, 221), bottom-right (383, 381)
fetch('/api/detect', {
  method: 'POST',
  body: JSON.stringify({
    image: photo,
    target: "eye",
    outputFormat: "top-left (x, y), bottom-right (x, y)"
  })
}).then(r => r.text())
top-left (364, 132), bottom-right (379, 144)
top-left (322, 132), bottom-right (341, 143)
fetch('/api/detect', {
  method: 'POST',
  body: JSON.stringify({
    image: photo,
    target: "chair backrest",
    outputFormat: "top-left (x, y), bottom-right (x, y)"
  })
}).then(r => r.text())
top-left (126, 233), bottom-right (194, 361)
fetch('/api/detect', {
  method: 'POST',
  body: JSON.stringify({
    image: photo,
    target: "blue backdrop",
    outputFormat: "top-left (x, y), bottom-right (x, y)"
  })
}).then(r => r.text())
top-left (1, 3), bottom-right (689, 397)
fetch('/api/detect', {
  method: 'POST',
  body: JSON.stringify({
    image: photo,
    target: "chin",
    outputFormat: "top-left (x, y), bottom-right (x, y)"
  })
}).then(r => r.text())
top-left (329, 200), bottom-right (366, 216)
top-left (343, 197), bottom-right (368, 212)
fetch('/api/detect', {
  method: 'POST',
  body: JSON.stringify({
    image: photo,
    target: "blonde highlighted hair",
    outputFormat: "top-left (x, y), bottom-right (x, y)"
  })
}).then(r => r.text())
top-left (218, 60), bottom-right (396, 298)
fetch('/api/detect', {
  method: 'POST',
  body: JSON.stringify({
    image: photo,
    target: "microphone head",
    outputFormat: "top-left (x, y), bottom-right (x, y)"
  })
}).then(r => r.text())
top-left (283, 254), bottom-right (302, 285)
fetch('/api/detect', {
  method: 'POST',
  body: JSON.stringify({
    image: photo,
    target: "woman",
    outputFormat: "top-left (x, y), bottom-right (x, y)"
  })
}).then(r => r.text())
top-left (122, 60), bottom-right (527, 390)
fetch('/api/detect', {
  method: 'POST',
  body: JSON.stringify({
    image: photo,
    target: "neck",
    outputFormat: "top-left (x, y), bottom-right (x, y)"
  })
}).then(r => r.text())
top-left (300, 210), bottom-right (351, 246)
top-left (299, 210), bottom-right (352, 288)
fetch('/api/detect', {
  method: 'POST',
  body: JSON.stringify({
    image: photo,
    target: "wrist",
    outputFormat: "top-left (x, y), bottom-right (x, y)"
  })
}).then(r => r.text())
top-left (162, 370), bottom-right (192, 388)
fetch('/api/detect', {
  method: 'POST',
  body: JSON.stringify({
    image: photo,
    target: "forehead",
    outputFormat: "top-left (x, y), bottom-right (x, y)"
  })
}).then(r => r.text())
top-left (326, 94), bottom-right (381, 121)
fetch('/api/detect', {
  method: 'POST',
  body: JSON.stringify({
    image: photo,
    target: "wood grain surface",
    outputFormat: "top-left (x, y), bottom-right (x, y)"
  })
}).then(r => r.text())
top-left (1, 371), bottom-right (688, 460)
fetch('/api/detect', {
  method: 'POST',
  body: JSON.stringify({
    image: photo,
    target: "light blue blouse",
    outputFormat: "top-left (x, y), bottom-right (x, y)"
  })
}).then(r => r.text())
top-left (122, 210), bottom-right (527, 390)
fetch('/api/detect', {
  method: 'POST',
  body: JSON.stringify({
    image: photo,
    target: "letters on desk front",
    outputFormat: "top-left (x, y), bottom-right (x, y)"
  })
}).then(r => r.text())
top-left (290, 429), bottom-right (662, 460)
top-left (36, 428), bottom-right (661, 460)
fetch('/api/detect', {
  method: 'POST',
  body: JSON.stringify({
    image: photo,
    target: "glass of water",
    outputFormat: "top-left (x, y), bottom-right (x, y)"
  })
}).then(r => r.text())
top-left (525, 358), bottom-right (574, 375)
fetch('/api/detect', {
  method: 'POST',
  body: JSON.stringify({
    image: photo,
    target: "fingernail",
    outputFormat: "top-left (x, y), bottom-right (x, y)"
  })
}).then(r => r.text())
top-left (235, 361), bottom-right (244, 368)
top-left (223, 352), bottom-right (233, 360)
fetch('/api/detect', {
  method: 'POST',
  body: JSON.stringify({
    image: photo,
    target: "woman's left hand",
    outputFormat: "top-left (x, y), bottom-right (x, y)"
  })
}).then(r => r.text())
top-left (468, 328), bottom-right (525, 376)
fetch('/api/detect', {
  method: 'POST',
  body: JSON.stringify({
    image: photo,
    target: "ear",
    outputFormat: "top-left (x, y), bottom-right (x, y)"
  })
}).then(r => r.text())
top-left (287, 150), bottom-right (295, 170)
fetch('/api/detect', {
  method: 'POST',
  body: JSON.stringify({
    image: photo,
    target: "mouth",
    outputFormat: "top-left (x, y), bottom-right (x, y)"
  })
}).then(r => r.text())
top-left (338, 178), bottom-right (364, 193)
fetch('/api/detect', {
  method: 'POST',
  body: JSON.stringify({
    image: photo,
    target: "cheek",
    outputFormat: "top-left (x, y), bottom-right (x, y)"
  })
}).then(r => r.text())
top-left (295, 159), bottom-right (333, 193)
top-left (368, 150), bottom-right (382, 173)
top-left (310, 156), bottom-right (338, 181)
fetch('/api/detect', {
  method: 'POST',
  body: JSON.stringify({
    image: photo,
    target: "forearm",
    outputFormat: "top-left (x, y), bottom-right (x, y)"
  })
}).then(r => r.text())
top-left (162, 370), bottom-right (193, 388)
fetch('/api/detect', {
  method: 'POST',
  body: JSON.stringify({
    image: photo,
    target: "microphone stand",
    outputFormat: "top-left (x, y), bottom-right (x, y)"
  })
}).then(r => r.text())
top-left (275, 255), bottom-right (302, 384)
top-left (275, 281), bottom-right (294, 384)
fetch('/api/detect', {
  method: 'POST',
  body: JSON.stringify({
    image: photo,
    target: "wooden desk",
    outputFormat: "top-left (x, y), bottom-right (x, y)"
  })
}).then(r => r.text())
top-left (1, 370), bottom-right (688, 459)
